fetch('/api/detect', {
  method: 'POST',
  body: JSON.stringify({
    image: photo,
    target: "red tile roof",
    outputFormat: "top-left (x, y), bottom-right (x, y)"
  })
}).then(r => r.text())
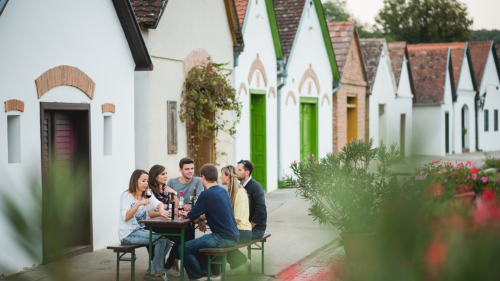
top-left (131, 0), bottom-right (165, 28)
top-left (469, 41), bottom-right (493, 90)
top-left (234, 0), bottom-right (248, 27)
top-left (359, 38), bottom-right (385, 90)
top-left (328, 21), bottom-right (356, 75)
top-left (407, 44), bottom-right (450, 104)
top-left (273, 0), bottom-right (306, 60)
top-left (496, 44), bottom-right (500, 67)
top-left (387, 42), bottom-right (406, 86)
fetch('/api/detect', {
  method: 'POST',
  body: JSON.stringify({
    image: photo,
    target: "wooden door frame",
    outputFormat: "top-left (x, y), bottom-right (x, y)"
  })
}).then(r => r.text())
top-left (39, 102), bottom-right (93, 263)
top-left (299, 97), bottom-right (319, 160)
top-left (249, 89), bottom-right (267, 191)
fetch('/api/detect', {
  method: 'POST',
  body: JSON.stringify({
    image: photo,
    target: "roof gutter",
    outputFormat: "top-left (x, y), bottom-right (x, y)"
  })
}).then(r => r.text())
top-left (332, 76), bottom-right (342, 96)
top-left (277, 58), bottom-right (287, 181)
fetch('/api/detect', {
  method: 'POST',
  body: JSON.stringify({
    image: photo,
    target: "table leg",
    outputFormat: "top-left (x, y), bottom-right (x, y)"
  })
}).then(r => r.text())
top-left (207, 256), bottom-right (211, 281)
top-left (180, 228), bottom-right (185, 281)
top-left (116, 252), bottom-right (119, 281)
top-left (247, 245), bottom-right (252, 273)
top-left (222, 255), bottom-right (227, 281)
top-left (131, 253), bottom-right (136, 281)
top-left (149, 228), bottom-right (153, 281)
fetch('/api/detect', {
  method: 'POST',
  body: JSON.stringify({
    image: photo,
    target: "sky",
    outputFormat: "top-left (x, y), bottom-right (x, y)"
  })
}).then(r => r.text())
top-left (332, 0), bottom-right (500, 30)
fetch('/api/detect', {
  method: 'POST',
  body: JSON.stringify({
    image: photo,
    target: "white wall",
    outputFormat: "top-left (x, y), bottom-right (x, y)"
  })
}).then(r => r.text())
top-left (135, 0), bottom-right (235, 176)
top-left (452, 53), bottom-right (476, 154)
top-left (395, 55), bottom-right (414, 156)
top-left (0, 0), bottom-right (136, 275)
top-left (280, 1), bottom-right (333, 176)
top-left (478, 50), bottom-right (500, 151)
top-left (234, 0), bottom-right (279, 191)
top-left (369, 44), bottom-right (398, 148)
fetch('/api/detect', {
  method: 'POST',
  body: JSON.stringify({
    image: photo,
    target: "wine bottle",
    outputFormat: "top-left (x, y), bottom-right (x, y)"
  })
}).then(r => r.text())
top-left (192, 189), bottom-right (198, 208)
top-left (178, 191), bottom-right (184, 216)
top-left (169, 192), bottom-right (175, 220)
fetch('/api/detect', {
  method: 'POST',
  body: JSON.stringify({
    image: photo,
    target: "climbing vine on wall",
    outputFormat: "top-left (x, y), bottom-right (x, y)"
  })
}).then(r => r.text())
top-left (180, 57), bottom-right (242, 162)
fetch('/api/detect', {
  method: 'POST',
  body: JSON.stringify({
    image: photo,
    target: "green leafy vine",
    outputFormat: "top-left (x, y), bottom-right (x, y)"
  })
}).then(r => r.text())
top-left (179, 57), bottom-right (242, 162)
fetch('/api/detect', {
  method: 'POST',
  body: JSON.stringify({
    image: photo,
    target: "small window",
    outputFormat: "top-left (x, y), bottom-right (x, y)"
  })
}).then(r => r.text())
top-left (485, 110), bottom-right (489, 132)
top-left (103, 116), bottom-right (112, 155)
top-left (379, 104), bottom-right (385, 116)
top-left (7, 115), bottom-right (21, 163)
top-left (495, 110), bottom-right (498, 131)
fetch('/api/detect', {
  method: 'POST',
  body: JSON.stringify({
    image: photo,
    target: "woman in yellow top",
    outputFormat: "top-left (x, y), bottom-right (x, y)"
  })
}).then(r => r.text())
top-left (220, 165), bottom-right (252, 275)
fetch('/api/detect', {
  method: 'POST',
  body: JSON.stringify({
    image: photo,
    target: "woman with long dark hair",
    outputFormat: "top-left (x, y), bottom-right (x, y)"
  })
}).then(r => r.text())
top-left (119, 169), bottom-right (171, 281)
top-left (147, 165), bottom-right (188, 276)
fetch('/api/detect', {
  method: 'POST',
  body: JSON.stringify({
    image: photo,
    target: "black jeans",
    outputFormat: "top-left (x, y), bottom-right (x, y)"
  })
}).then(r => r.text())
top-left (145, 224), bottom-right (196, 269)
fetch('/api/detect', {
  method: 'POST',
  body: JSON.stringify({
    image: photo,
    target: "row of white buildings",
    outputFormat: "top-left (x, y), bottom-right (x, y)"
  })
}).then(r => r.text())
top-left (1, 0), bottom-right (499, 275)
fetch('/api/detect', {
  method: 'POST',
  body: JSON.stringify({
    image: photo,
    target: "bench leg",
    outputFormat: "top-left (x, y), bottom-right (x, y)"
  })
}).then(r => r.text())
top-left (116, 252), bottom-right (120, 281)
top-left (148, 229), bottom-right (153, 281)
top-left (180, 228), bottom-right (185, 281)
top-left (247, 245), bottom-right (252, 273)
top-left (222, 255), bottom-right (227, 281)
top-left (261, 241), bottom-right (265, 274)
top-left (207, 256), bottom-right (211, 281)
top-left (131, 253), bottom-right (136, 281)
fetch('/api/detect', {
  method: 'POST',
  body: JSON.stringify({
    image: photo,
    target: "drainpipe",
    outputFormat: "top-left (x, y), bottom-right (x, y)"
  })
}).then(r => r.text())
top-left (277, 58), bottom-right (287, 181)
top-left (332, 76), bottom-right (342, 96)
top-left (475, 94), bottom-right (481, 152)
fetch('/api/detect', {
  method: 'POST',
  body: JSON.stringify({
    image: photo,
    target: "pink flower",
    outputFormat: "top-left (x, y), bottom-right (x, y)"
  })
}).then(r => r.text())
top-left (311, 154), bottom-right (314, 157)
top-left (459, 162), bottom-right (465, 167)
top-left (353, 199), bottom-right (356, 202)
top-left (338, 216), bottom-right (343, 220)
top-left (455, 179), bottom-right (459, 183)
top-left (471, 167), bottom-right (479, 174)
top-left (467, 161), bottom-right (472, 167)
top-left (482, 176), bottom-right (489, 184)
top-left (451, 161), bottom-right (458, 168)
top-left (472, 173), bottom-right (477, 181)
top-left (352, 178), bottom-right (356, 181)
top-left (298, 162), bottom-right (301, 165)
top-left (297, 184), bottom-right (301, 187)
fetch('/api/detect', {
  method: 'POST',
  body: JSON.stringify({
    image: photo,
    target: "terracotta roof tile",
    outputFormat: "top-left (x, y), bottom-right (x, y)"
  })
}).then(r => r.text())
top-left (274, 0), bottom-right (306, 60)
top-left (469, 41), bottom-right (493, 89)
top-left (234, 0), bottom-right (248, 27)
top-left (360, 38), bottom-right (385, 90)
top-left (131, 0), bottom-right (165, 28)
top-left (387, 42), bottom-right (406, 86)
top-left (328, 21), bottom-right (356, 75)
top-left (407, 44), bottom-right (450, 104)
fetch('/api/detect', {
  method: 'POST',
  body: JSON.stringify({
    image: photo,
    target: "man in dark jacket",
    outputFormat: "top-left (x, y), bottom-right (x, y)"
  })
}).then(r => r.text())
top-left (226, 159), bottom-right (267, 275)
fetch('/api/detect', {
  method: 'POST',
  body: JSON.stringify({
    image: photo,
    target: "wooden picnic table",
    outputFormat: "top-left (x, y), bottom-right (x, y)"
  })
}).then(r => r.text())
top-left (140, 216), bottom-right (192, 281)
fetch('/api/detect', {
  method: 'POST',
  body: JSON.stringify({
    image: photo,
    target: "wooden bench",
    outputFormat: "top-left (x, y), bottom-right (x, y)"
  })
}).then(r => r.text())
top-left (107, 244), bottom-right (146, 281)
top-left (200, 234), bottom-right (271, 281)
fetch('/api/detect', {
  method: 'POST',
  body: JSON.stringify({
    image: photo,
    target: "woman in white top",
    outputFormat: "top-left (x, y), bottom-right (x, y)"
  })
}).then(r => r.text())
top-left (119, 169), bottom-right (171, 281)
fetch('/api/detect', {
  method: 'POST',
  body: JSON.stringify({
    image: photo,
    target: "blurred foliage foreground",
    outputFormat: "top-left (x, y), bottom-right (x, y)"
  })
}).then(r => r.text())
top-left (284, 139), bottom-right (500, 280)
top-left (0, 163), bottom-right (89, 280)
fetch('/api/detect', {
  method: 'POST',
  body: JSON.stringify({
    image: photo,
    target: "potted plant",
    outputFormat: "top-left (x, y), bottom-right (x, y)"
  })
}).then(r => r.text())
top-left (284, 139), bottom-right (404, 262)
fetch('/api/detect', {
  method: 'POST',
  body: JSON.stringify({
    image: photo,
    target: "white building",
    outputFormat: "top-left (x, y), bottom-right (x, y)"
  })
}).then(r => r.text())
top-left (360, 39), bottom-right (402, 153)
top-left (470, 41), bottom-right (500, 152)
top-left (387, 42), bottom-right (414, 157)
top-left (132, 0), bottom-right (244, 174)
top-left (408, 44), bottom-right (454, 156)
top-left (449, 43), bottom-right (477, 154)
top-left (274, 0), bottom-right (341, 177)
top-left (0, 0), bottom-right (152, 275)
top-left (233, 0), bottom-right (283, 192)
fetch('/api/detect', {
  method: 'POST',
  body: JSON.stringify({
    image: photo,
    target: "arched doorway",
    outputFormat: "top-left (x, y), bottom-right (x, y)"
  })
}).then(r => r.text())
top-left (462, 104), bottom-right (470, 153)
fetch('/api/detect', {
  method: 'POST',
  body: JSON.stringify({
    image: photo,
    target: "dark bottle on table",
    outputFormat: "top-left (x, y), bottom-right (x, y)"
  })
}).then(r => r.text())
top-left (192, 189), bottom-right (198, 208)
top-left (169, 192), bottom-right (175, 220)
top-left (178, 191), bottom-right (184, 217)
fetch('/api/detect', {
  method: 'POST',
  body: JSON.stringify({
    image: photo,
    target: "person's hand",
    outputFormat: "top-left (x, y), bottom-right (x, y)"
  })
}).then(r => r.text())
top-left (251, 222), bottom-right (256, 228)
top-left (179, 210), bottom-right (189, 218)
top-left (198, 220), bottom-right (207, 233)
top-left (183, 204), bottom-right (192, 212)
top-left (163, 186), bottom-right (177, 195)
top-left (159, 209), bottom-right (169, 218)
top-left (139, 199), bottom-right (150, 206)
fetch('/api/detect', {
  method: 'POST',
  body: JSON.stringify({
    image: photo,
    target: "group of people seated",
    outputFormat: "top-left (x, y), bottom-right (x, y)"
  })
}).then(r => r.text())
top-left (118, 157), bottom-right (267, 281)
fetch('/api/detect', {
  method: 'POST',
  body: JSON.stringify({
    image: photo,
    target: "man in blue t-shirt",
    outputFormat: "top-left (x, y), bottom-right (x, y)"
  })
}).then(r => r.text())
top-left (179, 164), bottom-right (239, 280)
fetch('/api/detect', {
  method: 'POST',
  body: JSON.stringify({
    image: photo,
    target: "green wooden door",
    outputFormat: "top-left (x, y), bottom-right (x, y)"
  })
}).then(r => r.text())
top-left (250, 92), bottom-right (267, 191)
top-left (300, 99), bottom-right (318, 161)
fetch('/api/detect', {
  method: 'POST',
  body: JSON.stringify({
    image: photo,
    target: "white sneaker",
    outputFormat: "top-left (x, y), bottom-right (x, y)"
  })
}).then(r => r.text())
top-left (164, 268), bottom-right (180, 276)
top-left (226, 264), bottom-right (247, 276)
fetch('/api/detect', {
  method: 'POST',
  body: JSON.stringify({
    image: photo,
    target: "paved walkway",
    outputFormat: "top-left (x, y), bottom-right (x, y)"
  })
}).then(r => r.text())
top-left (3, 189), bottom-right (338, 281)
